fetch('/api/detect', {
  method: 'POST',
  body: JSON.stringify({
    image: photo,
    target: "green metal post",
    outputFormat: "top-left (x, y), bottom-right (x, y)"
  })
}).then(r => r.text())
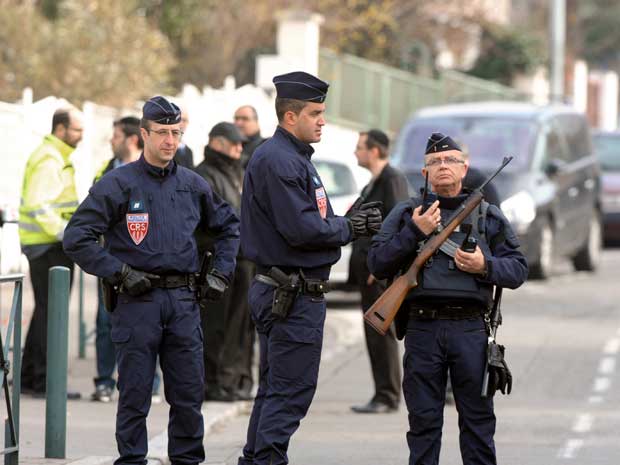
top-left (78, 269), bottom-right (85, 359)
top-left (45, 266), bottom-right (69, 459)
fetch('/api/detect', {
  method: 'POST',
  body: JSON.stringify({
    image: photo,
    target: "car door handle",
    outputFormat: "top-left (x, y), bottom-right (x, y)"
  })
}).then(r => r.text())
top-left (568, 187), bottom-right (579, 198)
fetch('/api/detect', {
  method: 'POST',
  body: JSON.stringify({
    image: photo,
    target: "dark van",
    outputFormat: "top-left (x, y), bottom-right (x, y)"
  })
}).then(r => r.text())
top-left (392, 102), bottom-right (602, 279)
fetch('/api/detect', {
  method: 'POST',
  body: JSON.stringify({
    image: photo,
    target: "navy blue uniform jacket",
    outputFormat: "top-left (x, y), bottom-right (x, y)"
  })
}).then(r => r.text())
top-left (240, 127), bottom-right (352, 278)
top-left (368, 197), bottom-right (528, 290)
top-left (63, 156), bottom-right (240, 280)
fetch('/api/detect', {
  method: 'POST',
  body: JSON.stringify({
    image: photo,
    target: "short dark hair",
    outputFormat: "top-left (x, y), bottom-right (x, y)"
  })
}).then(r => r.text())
top-left (114, 116), bottom-right (143, 149)
top-left (140, 118), bottom-right (150, 131)
top-left (275, 97), bottom-right (307, 123)
top-left (361, 129), bottom-right (390, 159)
top-left (52, 109), bottom-right (71, 133)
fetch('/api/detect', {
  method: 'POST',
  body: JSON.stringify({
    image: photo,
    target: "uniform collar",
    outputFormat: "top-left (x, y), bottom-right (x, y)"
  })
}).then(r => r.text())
top-left (139, 153), bottom-right (177, 178)
top-left (275, 126), bottom-right (314, 158)
top-left (45, 134), bottom-right (75, 161)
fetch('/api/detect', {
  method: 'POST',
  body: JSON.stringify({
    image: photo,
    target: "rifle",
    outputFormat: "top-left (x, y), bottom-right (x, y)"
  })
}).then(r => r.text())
top-left (363, 156), bottom-right (513, 336)
top-left (481, 287), bottom-right (503, 397)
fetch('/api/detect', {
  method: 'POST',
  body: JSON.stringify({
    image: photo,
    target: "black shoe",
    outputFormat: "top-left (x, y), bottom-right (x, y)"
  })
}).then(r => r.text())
top-left (204, 386), bottom-right (236, 402)
top-left (235, 388), bottom-right (255, 401)
top-left (350, 400), bottom-right (398, 414)
top-left (22, 386), bottom-right (81, 400)
top-left (91, 385), bottom-right (114, 403)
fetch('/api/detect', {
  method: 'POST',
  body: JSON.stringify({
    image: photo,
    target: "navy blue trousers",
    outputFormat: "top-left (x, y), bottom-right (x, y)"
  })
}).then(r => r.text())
top-left (238, 281), bottom-right (325, 465)
top-left (110, 287), bottom-right (204, 465)
top-left (403, 317), bottom-right (496, 465)
top-left (95, 281), bottom-right (161, 393)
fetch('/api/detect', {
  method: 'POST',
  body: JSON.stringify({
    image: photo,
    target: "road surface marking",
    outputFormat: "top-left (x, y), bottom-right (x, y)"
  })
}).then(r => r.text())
top-left (571, 413), bottom-right (593, 433)
top-left (588, 395), bottom-right (603, 404)
top-left (603, 338), bottom-right (620, 354)
top-left (593, 377), bottom-right (611, 393)
top-left (557, 439), bottom-right (584, 459)
top-left (598, 357), bottom-right (616, 375)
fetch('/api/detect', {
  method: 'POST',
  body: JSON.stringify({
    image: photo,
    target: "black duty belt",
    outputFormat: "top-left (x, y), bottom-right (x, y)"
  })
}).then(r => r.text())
top-left (255, 274), bottom-right (330, 296)
top-left (409, 304), bottom-right (483, 320)
top-left (149, 274), bottom-right (196, 289)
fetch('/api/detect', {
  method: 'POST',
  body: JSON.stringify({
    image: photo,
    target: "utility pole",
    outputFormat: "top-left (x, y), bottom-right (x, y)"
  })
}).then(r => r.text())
top-left (549, 0), bottom-right (566, 102)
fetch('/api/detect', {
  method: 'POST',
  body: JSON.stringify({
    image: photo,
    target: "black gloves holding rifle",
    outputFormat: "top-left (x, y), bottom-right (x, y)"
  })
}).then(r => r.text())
top-left (346, 201), bottom-right (383, 239)
top-left (105, 263), bottom-right (159, 297)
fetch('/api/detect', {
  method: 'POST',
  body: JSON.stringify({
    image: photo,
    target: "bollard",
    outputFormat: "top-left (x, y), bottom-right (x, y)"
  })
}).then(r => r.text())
top-left (45, 266), bottom-right (70, 459)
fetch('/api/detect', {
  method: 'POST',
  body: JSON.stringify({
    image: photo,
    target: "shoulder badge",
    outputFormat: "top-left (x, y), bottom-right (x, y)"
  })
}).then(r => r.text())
top-left (126, 213), bottom-right (149, 245)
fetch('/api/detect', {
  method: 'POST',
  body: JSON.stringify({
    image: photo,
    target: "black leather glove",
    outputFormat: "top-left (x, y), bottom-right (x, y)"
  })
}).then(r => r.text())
top-left (106, 264), bottom-right (160, 297)
top-left (348, 202), bottom-right (383, 238)
top-left (202, 270), bottom-right (229, 302)
top-left (486, 343), bottom-right (513, 396)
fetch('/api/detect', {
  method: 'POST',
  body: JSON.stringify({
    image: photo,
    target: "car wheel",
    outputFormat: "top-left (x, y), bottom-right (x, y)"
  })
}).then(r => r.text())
top-left (572, 212), bottom-right (602, 272)
top-left (529, 220), bottom-right (553, 280)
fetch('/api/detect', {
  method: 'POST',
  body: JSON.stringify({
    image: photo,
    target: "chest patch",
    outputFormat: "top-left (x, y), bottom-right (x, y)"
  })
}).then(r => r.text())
top-left (315, 187), bottom-right (327, 219)
top-left (126, 213), bottom-right (149, 245)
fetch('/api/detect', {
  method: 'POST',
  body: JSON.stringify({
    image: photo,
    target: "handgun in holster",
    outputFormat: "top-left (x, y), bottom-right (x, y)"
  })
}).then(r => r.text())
top-left (196, 251), bottom-right (213, 303)
top-left (268, 267), bottom-right (300, 319)
top-left (101, 279), bottom-right (118, 313)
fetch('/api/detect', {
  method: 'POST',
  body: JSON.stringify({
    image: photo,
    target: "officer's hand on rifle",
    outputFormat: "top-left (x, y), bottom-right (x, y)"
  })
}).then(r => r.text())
top-left (106, 264), bottom-right (160, 297)
top-left (454, 246), bottom-right (487, 275)
top-left (202, 270), bottom-right (229, 302)
top-left (411, 200), bottom-right (440, 235)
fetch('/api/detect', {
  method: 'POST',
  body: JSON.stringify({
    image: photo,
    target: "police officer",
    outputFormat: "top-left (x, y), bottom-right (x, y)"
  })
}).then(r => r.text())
top-left (237, 71), bottom-right (382, 465)
top-left (63, 96), bottom-right (240, 465)
top-left (367, 132), bottom-right (528, 465)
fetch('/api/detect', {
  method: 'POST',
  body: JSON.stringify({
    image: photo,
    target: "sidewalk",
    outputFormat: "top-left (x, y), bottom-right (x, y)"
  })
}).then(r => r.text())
top-left (15, 290), bottom-right (364, 465)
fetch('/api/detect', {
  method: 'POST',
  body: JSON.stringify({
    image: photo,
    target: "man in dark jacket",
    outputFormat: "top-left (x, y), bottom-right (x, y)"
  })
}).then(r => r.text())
top-left (195, 122), bottom-right (256, 401)
top-left (349, 129), bottom-right (410, 414)
top-left (174, 109), bottom-right (194, 169)
top-left (234, 105), bottom-right (266, 168)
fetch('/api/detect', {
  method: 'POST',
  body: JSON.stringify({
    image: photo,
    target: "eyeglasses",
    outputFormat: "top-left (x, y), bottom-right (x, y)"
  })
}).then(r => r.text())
top-left (145, 128), bottom-right (184, 140)
top-left (425, 156), bottom-right (465, 167)
top-left (68, 126), bottom-right (83, 133)
top-left (234, 115), bottom-right (253, 122)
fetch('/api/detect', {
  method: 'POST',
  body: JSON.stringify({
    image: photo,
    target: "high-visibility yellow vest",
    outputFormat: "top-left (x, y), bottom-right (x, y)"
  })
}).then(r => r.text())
top-left (19, 135), bottom-right (79, 245)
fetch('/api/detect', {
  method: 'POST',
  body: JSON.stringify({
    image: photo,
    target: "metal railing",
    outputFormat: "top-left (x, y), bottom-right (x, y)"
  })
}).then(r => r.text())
top-left (319, 48), bottom-right (527, 133)
top-left (0, 273), bottom-right (23, 465)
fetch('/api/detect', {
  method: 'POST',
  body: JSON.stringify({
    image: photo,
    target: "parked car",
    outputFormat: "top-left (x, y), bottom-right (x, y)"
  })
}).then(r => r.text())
top-left (312, 154), bottom-right (371, 288)
top-left (592, 130), bottom-right (620, 243)
top-left (391, 102), bottom-right (602, 279)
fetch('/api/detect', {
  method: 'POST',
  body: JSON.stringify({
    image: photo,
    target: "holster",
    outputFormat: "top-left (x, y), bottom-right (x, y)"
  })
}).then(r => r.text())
top-left (268, 267), bottom-right (300, 319)
top-left (101, 280), bottom-right (118, 313)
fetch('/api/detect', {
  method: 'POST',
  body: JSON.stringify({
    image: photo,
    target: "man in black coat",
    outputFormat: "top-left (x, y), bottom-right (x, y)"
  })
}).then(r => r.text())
top-left (234, 105), bottom-right (266, 168)
top-left (349, 129), bottom-right (410, 413)
top-left (174, 109), bottom-right (195, 169)
top-left (195, 122), bottom-right (255, 401)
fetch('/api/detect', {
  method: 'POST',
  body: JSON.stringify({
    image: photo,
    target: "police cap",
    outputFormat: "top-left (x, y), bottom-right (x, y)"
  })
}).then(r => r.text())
top-left (425, 132), bottom-right (462, 154)
top-left (272, 71), bottom-right (329, 103)
top-left (142, 96), bottom-right (181, 125)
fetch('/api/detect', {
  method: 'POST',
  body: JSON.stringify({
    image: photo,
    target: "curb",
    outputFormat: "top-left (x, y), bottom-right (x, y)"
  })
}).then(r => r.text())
top-left (145, 401), bottom-right (250, 465)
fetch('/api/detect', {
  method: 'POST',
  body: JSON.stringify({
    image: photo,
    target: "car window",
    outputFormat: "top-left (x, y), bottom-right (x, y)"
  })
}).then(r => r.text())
top-left (543, 122), bottom-right (570, 164)
top-left (313, 160), bottom-right (357, 197)
top-left (393, 116), bottom-right (537, 172)
top-left (592, 134), bottom-right (620, 171)
top-left (557, 114), bottom-right (591, 162)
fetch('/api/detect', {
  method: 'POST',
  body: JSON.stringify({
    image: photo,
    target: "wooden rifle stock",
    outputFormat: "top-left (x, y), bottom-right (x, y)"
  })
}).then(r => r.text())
top-left (363, 191), bottom-right (484, 335)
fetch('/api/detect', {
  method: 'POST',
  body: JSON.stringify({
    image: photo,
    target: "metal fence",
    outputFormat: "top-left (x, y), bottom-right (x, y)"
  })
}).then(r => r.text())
top-left (319, 48), bottom-right (525, 134)
top-left (0, 273), bottom-right (23, 465)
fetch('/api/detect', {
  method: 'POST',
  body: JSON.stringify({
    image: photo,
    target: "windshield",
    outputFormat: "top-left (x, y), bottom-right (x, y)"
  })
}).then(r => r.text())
top-left (313, 160), bottom-right (357, 197)
top-left (592, 134), bottom-right (620, 171)
top-left (393, 116), bottom-right (537, 172)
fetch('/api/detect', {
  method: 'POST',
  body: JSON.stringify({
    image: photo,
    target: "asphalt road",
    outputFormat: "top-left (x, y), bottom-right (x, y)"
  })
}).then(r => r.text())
top-left (200, 248), bottom-right (620, 465)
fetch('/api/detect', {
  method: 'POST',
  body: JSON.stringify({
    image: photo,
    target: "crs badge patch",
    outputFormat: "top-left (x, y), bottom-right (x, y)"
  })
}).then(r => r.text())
top-left (126, 213), bottom-right (149, 245)
top-left (315, 187), bottom-right (327, 219)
